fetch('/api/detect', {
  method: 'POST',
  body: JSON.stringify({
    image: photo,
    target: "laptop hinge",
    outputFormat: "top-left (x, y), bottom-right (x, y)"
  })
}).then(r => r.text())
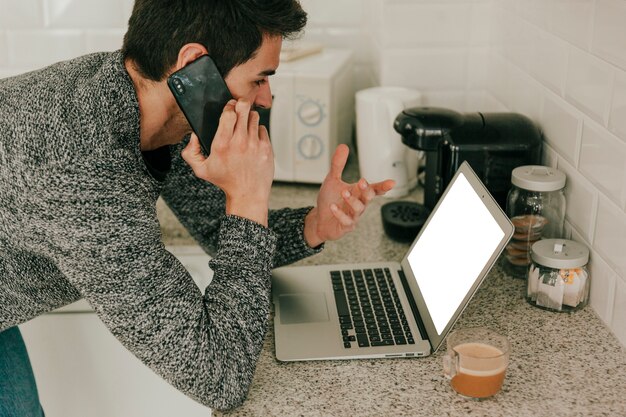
top-left (398, 269), bottom-right (428, 342)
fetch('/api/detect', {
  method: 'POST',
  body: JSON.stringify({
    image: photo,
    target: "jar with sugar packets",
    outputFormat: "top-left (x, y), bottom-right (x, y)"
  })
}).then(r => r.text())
top-left (504, 166), bottom-right (567, 279)
top-left (527, 239), bottom-right (590, 312)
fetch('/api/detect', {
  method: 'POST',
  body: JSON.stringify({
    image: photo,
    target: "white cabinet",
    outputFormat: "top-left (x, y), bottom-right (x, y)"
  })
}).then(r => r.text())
top-left (19, 246), bottom-right (214, 417)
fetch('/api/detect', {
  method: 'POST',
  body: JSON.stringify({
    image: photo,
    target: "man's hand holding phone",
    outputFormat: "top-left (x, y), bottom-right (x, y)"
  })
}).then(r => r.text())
top-left (182, 99), bottom-right (274, 227)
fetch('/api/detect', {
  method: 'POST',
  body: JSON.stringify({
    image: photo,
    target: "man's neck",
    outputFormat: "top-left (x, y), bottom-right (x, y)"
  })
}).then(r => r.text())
top-left (124, 59), bottom-right (189, 151)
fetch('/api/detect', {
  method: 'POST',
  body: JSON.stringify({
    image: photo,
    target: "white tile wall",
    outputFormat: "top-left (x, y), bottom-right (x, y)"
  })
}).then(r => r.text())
top-left (0, 0), bottom-right (44, 28)
top-left (84, 29), bottom-right (125, 53)
top-left (0, 31), bottom-right (7, 66)
top-left (594, 196), bottom-right (626, 277)
top-left (46, 0), bottom-right (127, 29)
top-left (379, 48), bottom-right (468, 91)
top-left (469, 2), bottom-right (493, 46)
top-left (7, 30), bottom-right (84, 69)
top-left (610, 70), bottom-right (626, 142)
top-left (565, 47), bottom-right (614, 125)
top-left (550, 0), bottom-right (595, 51)
top-left (380, 2), bottom-right (472, 47)
top-left (557, 157), bottom-right (598, 243)
top-left (611, 277), bottom-right (626, 346)
top-left (539, 93), bottom-right (583, 166)
top-left (588, 246), bottom-right (617, 326)
top-left (592, 0), bottom-right (626, 71)
top-left (530, 29), bottom-right (568, 96)
top-left (579, 121), bottom-right (626, 207)
top-left (1, 0), bottom-right (624, 347)
top-left (542, 143), bottom-right (559, 169)
top-left (299, 0), bottom-right (363, 28)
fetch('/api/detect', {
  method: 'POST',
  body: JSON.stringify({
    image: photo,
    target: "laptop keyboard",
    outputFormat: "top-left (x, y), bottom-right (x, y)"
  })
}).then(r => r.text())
top-left (331, 268), bottom-right (415, 349)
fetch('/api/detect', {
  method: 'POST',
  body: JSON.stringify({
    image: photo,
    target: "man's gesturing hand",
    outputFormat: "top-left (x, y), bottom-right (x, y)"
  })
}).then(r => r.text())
top-left (304, 144), bottom-right (395, 247)
top-left (182, 99), bottom-right (274, 226)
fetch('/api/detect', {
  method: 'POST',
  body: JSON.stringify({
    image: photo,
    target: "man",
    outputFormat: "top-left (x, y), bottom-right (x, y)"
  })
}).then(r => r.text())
top-left (0, 0), bottom-right (394, 414)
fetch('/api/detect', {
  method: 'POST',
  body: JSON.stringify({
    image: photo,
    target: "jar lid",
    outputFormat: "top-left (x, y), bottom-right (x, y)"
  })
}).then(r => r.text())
top-left (530, 239), bottom-right (589, 269)
top-left (511, 165), bottom-right (566, 191)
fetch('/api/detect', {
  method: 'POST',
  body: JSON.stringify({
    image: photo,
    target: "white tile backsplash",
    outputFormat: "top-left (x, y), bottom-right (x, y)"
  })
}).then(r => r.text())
top-left (469, 1), bottom-right (493, 46)
top-left (609, 69), bottom-right (626, 142)
top-left (507, 64), bottom-right (543, 121)
top-left (379, 48), bottom-right (467, 90)
top-left (0, 32), bottom-right (7, 66)
top-left (465, 90), bottom-right (506, 112)
top-left (84, 30), bottom-right (125, 54)
top-left (7, 30), bottom-right (84, 68)
top-left (300, 0), bottom-right (364, 28)
top-left (579, 121), bottom-right (626, 207)
top-left (557, 157), bottom-right (598, 243)
top-left (539, 93), bottom-right (583, 166)
top-left (381, 3), bottom-right (472, 47)
top-left (45, 0), bottom-right (127, 29)
top-left (588, 247), bottom-right (617, 326)
top-left (530, 29), bottom-right (569, 96)
top-left (302, 27), bottom-right (372, 65)
top-left (516, 0), bottom-right (551, 31)
top-left (0, 0), bottom-right (44, 29)
top-left (611, 277), bottom-right (626, 346)
top-left (467, 47), bottom-right (489, 90)
top-left (592, 0), bottom-right (626, 71)
top-left (542, 142), bottom-right (559, 169)
top-left (594, 196), bottom-right (626, 278)
top-left (565, 47), bottom-right (614, 125)
top-left (550, 0), bottom-right (595, 51)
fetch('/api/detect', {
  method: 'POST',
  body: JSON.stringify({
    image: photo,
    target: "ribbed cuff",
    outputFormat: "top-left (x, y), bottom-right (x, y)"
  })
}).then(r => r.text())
top-left (209, 215), bottom-right (278, 274)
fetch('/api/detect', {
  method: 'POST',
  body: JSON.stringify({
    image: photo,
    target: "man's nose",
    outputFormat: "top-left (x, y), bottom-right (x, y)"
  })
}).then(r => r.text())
top-left (254, 82), bottom-right (272, 109)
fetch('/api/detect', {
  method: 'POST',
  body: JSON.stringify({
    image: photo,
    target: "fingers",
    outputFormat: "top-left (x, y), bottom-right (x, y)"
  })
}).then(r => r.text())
top-left (213, 100), bottom-right (237, 147)
top-left (370, 179), bottom-right (396, 195)
top-left (329, 144), bottom-right (349, 180)
top-left (356, 178), bottom-right (376, 202)
top-left (181, 133), bottom-right (208, 175)
top-left (234, 100), bottom-right (252, 139)
top-left (248, 109), bottom-right (260, 139)
top-left (258, 125), bottom-right (270, 142)
top-left (341, 189), bottom-right (365, 217)
top-left (330, 203), bottom-right (355, 229)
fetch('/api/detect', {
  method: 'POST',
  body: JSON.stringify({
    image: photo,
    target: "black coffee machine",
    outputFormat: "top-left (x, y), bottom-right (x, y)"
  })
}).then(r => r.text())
top-left (394, 107), bottom-right (542, 210)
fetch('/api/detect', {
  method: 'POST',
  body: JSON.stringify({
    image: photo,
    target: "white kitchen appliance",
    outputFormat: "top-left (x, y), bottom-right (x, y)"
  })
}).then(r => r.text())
top-left (269, 48), bottom-right (354, 183)
top-left (356, 87), bottom-right (422, 198)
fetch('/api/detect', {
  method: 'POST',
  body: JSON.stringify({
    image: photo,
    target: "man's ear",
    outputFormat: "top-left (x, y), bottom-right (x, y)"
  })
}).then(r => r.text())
top-left (175, 43), bottom-right (209, 71)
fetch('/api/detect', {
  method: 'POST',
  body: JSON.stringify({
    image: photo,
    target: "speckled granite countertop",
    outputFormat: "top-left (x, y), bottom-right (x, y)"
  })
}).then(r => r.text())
top-left (158, 161), bottom-right (626, 417)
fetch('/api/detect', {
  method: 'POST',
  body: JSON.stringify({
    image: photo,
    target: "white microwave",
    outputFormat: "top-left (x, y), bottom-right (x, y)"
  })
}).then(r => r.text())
top-left (268, 49), bottom-right (354, 183)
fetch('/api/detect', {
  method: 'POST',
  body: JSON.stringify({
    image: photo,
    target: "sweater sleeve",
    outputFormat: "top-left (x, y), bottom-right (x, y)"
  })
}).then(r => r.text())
top-left (35, 152), bottom-right (274, 410)
top-left (160, 141), bottom-right (322, 267)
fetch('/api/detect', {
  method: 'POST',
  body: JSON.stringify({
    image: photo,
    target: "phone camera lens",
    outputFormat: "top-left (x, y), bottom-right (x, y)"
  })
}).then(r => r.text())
top-left (173, 78), bottom-right (185, 95)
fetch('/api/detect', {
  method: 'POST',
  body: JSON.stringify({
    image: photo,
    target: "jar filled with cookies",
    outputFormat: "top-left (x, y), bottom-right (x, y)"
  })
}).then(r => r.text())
top-left (503, 166), bottom-right (566, 279)
top-left (527, 239), bottom-right (589, 312)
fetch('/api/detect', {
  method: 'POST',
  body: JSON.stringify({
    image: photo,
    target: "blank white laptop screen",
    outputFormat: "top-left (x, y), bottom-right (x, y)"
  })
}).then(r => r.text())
top-left (406, 172), bottom-right (505, 334)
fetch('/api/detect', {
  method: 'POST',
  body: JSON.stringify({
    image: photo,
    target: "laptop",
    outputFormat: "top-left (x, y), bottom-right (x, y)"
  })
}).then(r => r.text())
top-left (271, 162), bottom-right (514, 361)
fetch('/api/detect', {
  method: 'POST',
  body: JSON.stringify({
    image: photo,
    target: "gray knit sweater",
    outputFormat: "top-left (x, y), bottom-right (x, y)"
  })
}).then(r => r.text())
top-left (0, 51), bottom-right (320, 410)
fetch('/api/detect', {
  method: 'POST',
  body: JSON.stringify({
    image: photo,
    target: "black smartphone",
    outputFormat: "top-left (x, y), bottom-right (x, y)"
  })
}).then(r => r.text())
top-left (167, 55), bottom-right (233, 155)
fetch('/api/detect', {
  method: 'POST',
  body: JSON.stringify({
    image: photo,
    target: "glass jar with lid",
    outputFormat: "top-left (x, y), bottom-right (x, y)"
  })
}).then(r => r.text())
top-left (503, 165), bottom-right (567, 279)
top-left (527, 239), bottom-right (590, 312)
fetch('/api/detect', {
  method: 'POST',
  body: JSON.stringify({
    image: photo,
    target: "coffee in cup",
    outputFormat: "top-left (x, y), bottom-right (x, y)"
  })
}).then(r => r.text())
top-left (443, 328), bottom-right (510, 399)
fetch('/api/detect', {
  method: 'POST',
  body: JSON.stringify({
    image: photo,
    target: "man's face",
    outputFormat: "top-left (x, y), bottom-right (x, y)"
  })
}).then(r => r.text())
top-left (224, 35), bottom-right (282, 109)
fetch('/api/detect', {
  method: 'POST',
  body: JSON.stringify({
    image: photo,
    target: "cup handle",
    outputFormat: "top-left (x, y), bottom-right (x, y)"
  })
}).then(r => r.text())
top-left (443, 351), bottom-right (458, 380)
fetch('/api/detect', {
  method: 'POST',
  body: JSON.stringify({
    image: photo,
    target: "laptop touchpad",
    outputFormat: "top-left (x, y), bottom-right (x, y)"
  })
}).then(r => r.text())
top-left (279, 293), bottom-right (329, 324)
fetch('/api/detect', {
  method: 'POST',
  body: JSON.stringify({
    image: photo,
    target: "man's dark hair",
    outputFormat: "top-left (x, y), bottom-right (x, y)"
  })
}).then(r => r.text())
top-left (122, 0), bottom-right (307, 81)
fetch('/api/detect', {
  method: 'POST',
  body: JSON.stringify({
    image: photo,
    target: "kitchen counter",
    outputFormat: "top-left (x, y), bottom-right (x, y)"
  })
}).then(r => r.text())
top-left (158, 160), bottom-right (626, 417)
